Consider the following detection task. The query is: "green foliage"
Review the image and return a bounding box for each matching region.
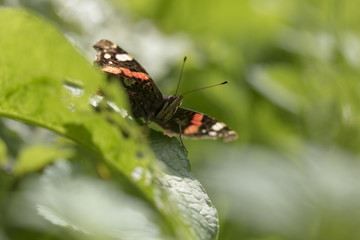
[0,138,7,165]
[13,145,72,176]
[0,8,218,240]
[3,0,360,239]
[124,0,360,239]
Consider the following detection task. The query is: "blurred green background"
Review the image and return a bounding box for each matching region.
[2,0,360,239]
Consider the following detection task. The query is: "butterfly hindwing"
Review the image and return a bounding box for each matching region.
[158,108,238,142]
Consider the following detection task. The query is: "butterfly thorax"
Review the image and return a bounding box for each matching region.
[155,95,183,123]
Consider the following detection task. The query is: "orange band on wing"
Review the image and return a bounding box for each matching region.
[101,66,150,81]
[131,71,150,80]
[184,113,203,134]
[191,113,203,125]
[102,66,122,75]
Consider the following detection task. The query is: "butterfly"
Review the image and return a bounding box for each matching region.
[93,39,238,143]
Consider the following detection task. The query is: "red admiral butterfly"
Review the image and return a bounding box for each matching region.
[93,39,237,142]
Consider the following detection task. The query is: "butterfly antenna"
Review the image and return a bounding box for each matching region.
[175,56,187,95]
[181,81,229,96]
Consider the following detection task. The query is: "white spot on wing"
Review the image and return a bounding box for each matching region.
[211,122,225,131]
[201,129,207,133]
[228,130,236,135]
[209,131,217,137]
[116,53,134,61]
[104,53,111,59]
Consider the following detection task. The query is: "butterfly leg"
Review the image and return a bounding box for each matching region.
[143,112,155,126]
[175,118,188,154]
[138,113,155,134]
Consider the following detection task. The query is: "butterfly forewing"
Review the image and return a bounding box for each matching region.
[94,39,163,119]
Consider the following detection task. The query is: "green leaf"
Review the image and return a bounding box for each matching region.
[150,131,219,240]
[0,137,7,166]
[0,8,219,240]
[13,144,72,176]
[9,161,164,240]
